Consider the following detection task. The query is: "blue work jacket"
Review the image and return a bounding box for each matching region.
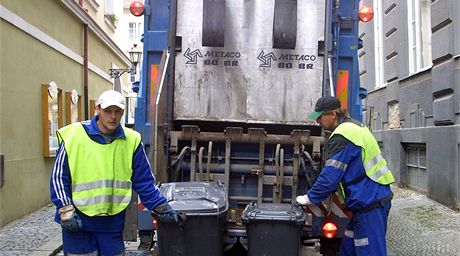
[307,119,392,212]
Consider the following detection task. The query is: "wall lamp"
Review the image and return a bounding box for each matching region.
[109,44,142,79]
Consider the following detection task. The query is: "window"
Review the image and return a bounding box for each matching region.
[105,0,114,14]
[138,22,143,38]
[129,22,143,41]
[130,68,136,83]
[406,144,427,192]
[373,0,385,88]
[104,0,117,28]
[407,0,432,74]
[129,22,138,41]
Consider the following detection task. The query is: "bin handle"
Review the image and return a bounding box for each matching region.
[177,211,187,231]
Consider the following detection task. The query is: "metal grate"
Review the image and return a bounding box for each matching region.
[406,144,427,192]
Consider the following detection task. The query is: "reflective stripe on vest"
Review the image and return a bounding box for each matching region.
[57,123,141,216]
[72,180,132,192]
[330,121,395,202]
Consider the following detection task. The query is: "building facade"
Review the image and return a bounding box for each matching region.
[115,0,144,125]
[359,0,460,209]
[0,0,131,227]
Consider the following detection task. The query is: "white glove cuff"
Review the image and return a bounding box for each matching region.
[296,195,311,205]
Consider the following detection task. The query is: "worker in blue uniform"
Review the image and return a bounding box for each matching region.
[50,90,178,255]
[296,96,395,256]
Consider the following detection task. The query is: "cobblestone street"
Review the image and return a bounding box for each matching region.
[0,205,60,256]
[0,186,458,255]
[387,186,460,256]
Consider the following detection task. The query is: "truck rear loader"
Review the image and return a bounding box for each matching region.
[124,0,373,255]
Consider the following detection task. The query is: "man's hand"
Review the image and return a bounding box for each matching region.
[152,202,179,223]
[296,195,312,206]
[59,205,83,232]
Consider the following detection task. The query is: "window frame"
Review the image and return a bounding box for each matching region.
[373,0,386,88]
[407,0,432,74]
[129,22,137,41]
[405,143,428,192]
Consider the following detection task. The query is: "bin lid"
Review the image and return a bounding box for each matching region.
[160,182,228,215]
[242,203,306,224]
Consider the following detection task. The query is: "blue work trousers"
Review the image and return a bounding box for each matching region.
[339,202,391,256]
[62,228,124,255]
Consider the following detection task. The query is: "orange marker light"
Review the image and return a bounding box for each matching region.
[130,1,144,17]
[322,222,338,239]
[358,5,374,22]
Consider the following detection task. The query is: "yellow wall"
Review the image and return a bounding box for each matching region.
[2,0,82,56]
[0,0,129,227]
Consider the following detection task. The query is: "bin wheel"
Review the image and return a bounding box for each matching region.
[320,237,341,256]
[138,231,155,250]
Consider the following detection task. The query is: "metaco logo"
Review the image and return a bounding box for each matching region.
[183,48,317,69]
[257,50,317,69]
[183,48,241,67]
[278,54,317,62]
[204,51,241,58]
[183,48,203,64]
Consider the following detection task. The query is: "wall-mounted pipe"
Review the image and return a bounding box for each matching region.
[83,24,89,119]
[0,154,4,188]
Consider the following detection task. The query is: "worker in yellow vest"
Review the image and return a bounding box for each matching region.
[296,96,395,256]
[50,90,178,255]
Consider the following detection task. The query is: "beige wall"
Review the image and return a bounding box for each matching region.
[0,0,129,227]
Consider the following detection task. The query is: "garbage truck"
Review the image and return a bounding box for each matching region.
[125,0,373,255]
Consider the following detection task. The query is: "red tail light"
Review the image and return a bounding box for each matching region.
[358,5,374,22]
[322,221,338,239]
[130,1,144,17]
[152,218,158,230]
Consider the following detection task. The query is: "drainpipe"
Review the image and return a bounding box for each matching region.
[83,24,89,120]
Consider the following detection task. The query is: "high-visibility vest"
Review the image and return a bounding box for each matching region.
[57,123,141,216]
[330,121,395,202]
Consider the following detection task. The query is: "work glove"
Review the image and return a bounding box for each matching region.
[152,202,179,224]
[295,195,313,206]
[59,205,83,232]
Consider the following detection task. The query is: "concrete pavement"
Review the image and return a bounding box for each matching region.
[0,186,459,255]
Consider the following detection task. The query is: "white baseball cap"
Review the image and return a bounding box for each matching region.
[96,90,125,110]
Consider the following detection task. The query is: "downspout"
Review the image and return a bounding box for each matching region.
[78,0,88,119]
[83,24,89,120]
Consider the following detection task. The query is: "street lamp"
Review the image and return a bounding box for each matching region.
[109,44,142,79]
